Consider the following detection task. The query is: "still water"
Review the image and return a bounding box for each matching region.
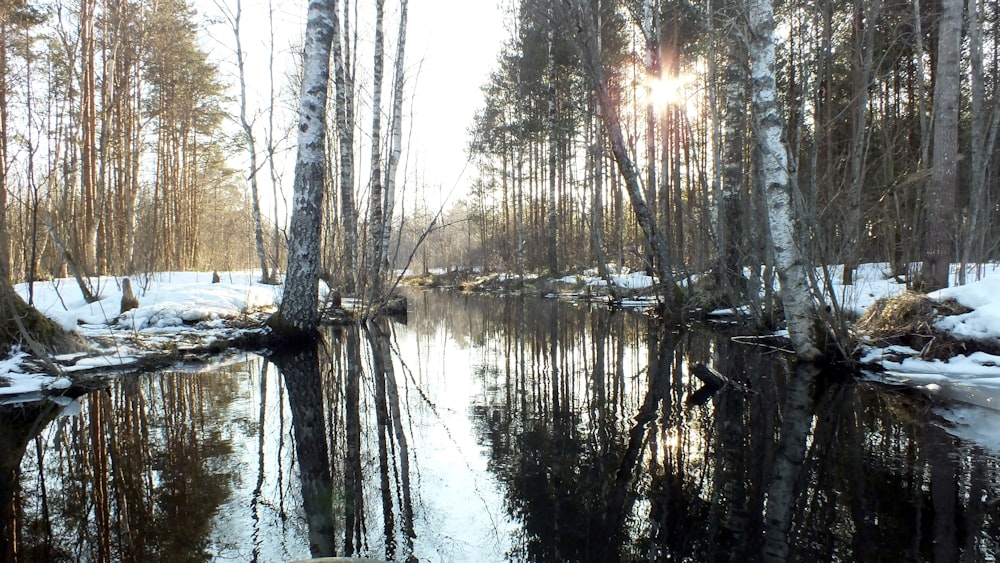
[2,290,999,562]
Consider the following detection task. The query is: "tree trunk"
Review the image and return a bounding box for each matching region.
[366,0,386,307]
[746,0,824,361]
[719,24,747,302]
[554,1,679,300]
[377,0,407,302]
[332,0,357,293]
[642,0,660,276]
[546,14,559,276]
[0,24,9,280]
[80,0,99,273]
[920,0,962,291]
[960,0,999,281]
[844,0,882,285]
[232,0,274,285]
[119,277,139,314]
[1,275,82,356]
[272,0,336,335]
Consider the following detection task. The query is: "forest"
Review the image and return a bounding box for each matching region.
[6,1,1000,559]
[1,0,998,343]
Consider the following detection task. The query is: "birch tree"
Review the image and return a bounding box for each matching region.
[272,0,335,334]
[331,0,358,293]
[377,0,407,290]
[365,0,386,302]
[745,0,824,361]
[226,0,274,285]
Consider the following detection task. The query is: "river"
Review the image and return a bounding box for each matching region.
[2,289,999,562]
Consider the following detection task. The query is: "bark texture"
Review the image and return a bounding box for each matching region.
[746,0,823,361]
[920,0,961,291]
[273,0,335,334]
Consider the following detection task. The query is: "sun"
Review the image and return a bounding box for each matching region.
[646,73,688,109]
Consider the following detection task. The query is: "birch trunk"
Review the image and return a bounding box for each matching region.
[920,0,961,291]
[272,0,335,335]
[332,0,357,293]
[232,0,273,285]
[746,0,823,361]
[366,0,386,305]
[379,0,407,295]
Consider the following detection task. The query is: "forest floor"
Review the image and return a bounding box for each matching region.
[5,263,1000,403]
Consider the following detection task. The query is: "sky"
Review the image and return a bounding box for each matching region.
[197,0,510,218]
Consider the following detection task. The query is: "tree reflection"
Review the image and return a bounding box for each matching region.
[6,368,240,562]
[7,291,1000,561]
[0,400,63,562]
[270,344,335,557]
[462,292,1000,562]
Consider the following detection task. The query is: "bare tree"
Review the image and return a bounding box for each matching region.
[552,0,679,301]
[331,0,358,293]
[960,0,1000,282]
[376,0,408,294]
[224,0,275,285]
[365,0,387,304]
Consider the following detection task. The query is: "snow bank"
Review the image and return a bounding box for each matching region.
[2,272,289,396]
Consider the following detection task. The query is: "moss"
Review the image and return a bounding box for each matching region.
[0,281,83,355]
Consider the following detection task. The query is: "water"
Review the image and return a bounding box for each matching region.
[2,290,999,562]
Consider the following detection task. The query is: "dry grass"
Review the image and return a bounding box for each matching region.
[854,292,975,360]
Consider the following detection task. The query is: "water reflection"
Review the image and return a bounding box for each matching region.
[2,290,1000,562]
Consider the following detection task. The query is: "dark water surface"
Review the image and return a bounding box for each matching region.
[2,290,999,562]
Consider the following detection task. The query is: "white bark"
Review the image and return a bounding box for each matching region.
[379,0,407,289]
[366,0,386,304]
[747,0,823,361]
[274,0,335,334]
[231,0,272,285]
[332,0,357,293]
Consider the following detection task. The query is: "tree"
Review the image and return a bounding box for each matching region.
[272,0,336,335]
[553,0,679,300]
[365,0,387,305]
[226,0,276,285]
[745,0,825,360]
[374,0,408,305]
[331,0,358,293]
[919,0,961,291]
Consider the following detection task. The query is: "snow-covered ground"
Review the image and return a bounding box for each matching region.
[6,263,1000,402]
[3,271,286,397]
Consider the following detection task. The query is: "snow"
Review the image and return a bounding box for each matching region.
[7,263,1000,416]
[1,271,301,396]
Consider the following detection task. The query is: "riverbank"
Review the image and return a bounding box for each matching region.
[6,263,1000,400]
[409,263,1000,384]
